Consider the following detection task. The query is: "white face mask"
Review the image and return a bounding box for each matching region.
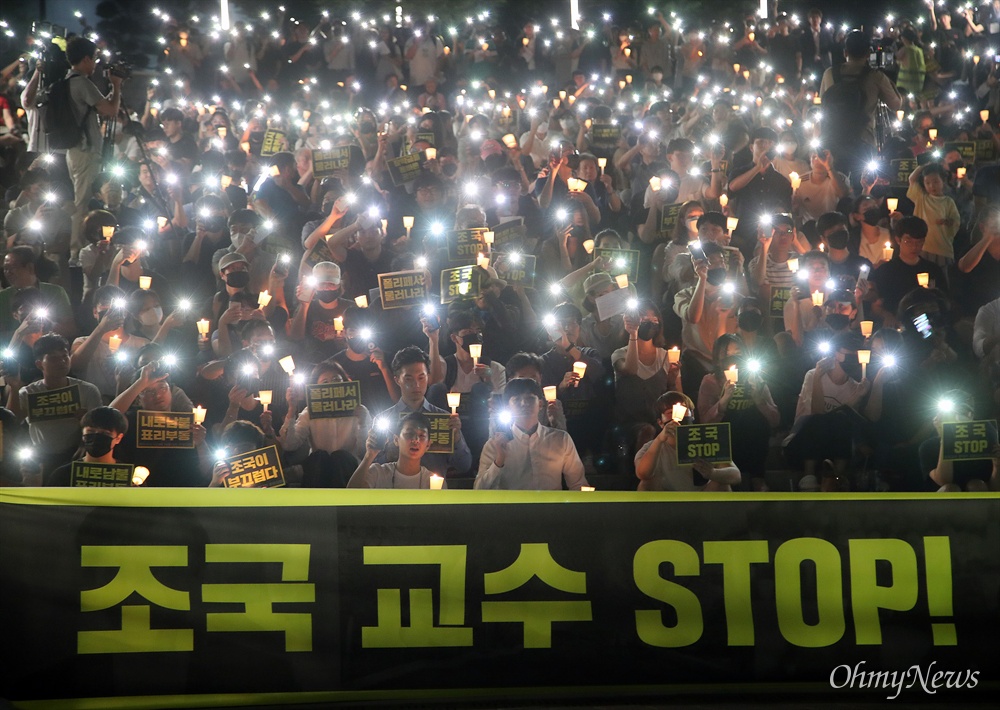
[139,307,163,327]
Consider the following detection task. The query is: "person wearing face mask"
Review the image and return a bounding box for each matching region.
[783,330,870,492]
[674,243,740,395]
[907,163,960,274]
[784,250,834,347]
[326,213,394,302]
[106,229,171,302]
[792,150,849,225]
[438,311,506,395]
[288,261,351,361]
[484,167,545,241]
[476,377,588,490]
[727,127,793,256]
[869,216,946,327]
[852,195,892,266]
[211,209,276,296]
[804,291,860,358]
[635,391,741,492]
[816,212,873,280]
[182,201,231,299]
[578,272,629,361]
[330,305,398,415]
[45,407,129,486]
[666,212,736,293]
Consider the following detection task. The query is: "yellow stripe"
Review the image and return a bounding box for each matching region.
[1,488,998,508]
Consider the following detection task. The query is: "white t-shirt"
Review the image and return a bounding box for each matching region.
[611,345,670,380]
[452,360,506,394]
[858,227,891,265]
[792,368,869,423]
[363,462,442,489]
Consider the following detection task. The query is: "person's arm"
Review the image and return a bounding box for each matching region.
[474,434,507,489]
[346,433,382,488]
[619,314,640,376]
[424,318,446,385]
[323,217,362,262]
[929,422,955,488]
[20,66,41,110]
[70,311,123,374]
[697,459,742,486]
[109,362,163,414]
[728,153,768,193]
[286,282,315,341]
[751,235,772,293]
[560,433,587,490]
[637,192,663,244]
[538,157,562,210]
[909,164,925,187]
[635,423,673,482]
[92,74,123,118]
[303,199,349,252]
[864,367,889,421]
[750,380,781,428]
[810,362,829,415]
[615,143,640,173]
[214,303,243,358]
[698,375,730,424]
[685,260,709,324]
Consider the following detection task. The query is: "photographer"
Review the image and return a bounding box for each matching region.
[62,36,124,262]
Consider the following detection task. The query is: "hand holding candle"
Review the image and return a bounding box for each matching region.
[192,405,207,424]
[724,365,738,384]
[258,390,272,411]
[667,346,680,364]
[279,355,295,374]
[671,403,687,422]
[258,290,272,308]
[543,386,557,402]
[447,391,461,414]
[882,241,894,262]
[860,320,873,338]
[857,350,870,380]
[573,361,587,381]
[469,343,482,366]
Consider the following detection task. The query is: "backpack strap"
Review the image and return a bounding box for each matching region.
[444,355,458,391]
[65,73,94,149]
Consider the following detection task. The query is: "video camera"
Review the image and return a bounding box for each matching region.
[868,37,895,70]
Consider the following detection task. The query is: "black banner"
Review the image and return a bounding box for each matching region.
[136,411,194,449]
[590,122,622,149]
[594,248,640,282]
[26,384,81,422]
[260,130,287,157]
[377,270,427,310]
[387,152,425,186]
[448,228,487,263]
[306,381,361,419]
[659,203,684,234]
[220,445,285,488]
[676,423,733,464]
[493,252,536,288]
[311,147,352,178]
[70,462,134,488]
[942,142,976,164]
[440,265,481,304]
[1,490,997,707]
[491,218,526,250]
[891,158,917,188]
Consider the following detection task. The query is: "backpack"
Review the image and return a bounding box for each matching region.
[820,64,869,148]
[41,74,91,150]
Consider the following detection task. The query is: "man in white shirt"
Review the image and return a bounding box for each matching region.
[475,378,588,490]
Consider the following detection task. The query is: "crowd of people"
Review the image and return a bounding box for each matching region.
[0,2,998,493]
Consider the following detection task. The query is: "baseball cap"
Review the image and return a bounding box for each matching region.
[479,266,507,289]
[584,271,614,295]
[218,252,249,274]
[480,139,503,161]
[312,261,342,286]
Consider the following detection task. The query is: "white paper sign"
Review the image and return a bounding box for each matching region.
[595,287,636,322]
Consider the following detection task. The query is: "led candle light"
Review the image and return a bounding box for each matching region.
[469,343,482,366]
[258,390,272,411]
[671,403,688,422]
[543,386,558,402]
[476,252,491,268]
[982,110,990,123]
[724,365,738,384]
[882,241,894,262]
[625,74,633,84]
[582,239,595,254]
[197,319,211,338]
[257,290,272,308]
[896,110,905,121]
[787,258,799,272]
[139,276,152,290]
[727,217,739,232]
[447,392,461,414]
[108,334,122,353]
[860,320,874,338]
[597,157,607,173]
[718,194,729,208]
[332,317,344,335]
[667,346,680,363]
[886,197,898,212]
[279,355,295,374]
[615,274,629,289]
[483,231,495,247]
[648,176,661,192]
[811,291,824,307]
[956,167,966,179]
[928,128,937,141]
[502,133,517,149]
[429,474,445,490]
[102,225,115,240]
[789,172,801,191]
[403,215,414,239]
[917,272,929,288]
[424,147,437,161]
[217,126,227,139]
[857,349,870,380]
[192,405,208,425]
[132,466,150,486]
[355,295,369,308]
[571,362,588,381]
[157,216,168,229]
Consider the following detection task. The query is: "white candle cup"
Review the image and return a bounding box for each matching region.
[582,239,595,254]
[132,466,150,486]
[857,350,871,365]
[543,386,557,402]
[257,290,272,308]
[355,295,369,308]
[860,321,874,338]
[192,406,207,425]
[102,225,115,240]
[468,343,482,365]
[667,347,680,364]
[108,334,122,353]
[580,486,596,492]
[279,355,295,374]
[615,274,629,289]
[886,198,898,213]
[671,403,687,422]
[258,390,272,411]
[447,392,461,414]
[811,291,825,307]
[787,258,799,272]
[429,474,445,490]
[727,217,739,233]
[724,367,738,384]
[138,276,152,290]
[917,272,929,288]
[334,317,344,333]
[573,361,588,379]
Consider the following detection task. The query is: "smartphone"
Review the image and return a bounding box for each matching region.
[913,313,933,339]
[423,313,440,331]
[689,242,707,262]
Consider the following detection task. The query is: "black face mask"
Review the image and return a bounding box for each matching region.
[840,354,862,381]
[862,208,882,226]
[225,271,250,289]
[826,229,850,250]
[315,289,339,303]
[637,321,660,341]
[82,432,115,458]
[706,267,727,286]
[825,313,851,331]
[347,337,368,353]
[582,298,597,313]
[461,332,483,352]
[738,311,763,332]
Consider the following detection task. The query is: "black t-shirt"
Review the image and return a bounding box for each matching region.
[919,436,993,491]
[340,248,395,301]
[727,164,793,240]
[828,253,873,283]
[870,256,947,317]
[112,410,207,487]
[168,134,200,165]
[302,298,349,364]
[332,349,394,414]
[956,252,1000,317]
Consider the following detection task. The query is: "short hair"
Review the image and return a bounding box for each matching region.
[240,319,273,342]
[771,212,795,229]
[311,358,350,385]
[7,245,36,269]
[398,411,432,435]
[448,310,480,336]
[81,406,128,435]
[270,151,296,171]
[228,209,261,228]
[816,211,848,234]
[920,162,948,182]
[894,216,928,241]
[552,301,583,324]
[220,420,267,451]
[503,377,544,401]
[801,249,830,268]
[33,333,69,360]
[94,284,126,308]
[655,391,694,416]
[751,127,778,143]
[341,305,368,331]
[845,30,869,59]
[391,345,430,376]
[666,138,694,154]
[66,37,97,65]
[11,287,45,315]
[697,211,728,231]
[505,352,544,377]
[594,228,624,249]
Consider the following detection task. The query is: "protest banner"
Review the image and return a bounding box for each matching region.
[377,271,427,310]
[448,229,487,263]
[220,445,285,488]
[26,385,81,422]
[311,146,352,178]
[594,248,640,282]
[136,411,195,449]
[306,381,362,419]
[675,422,733,464]
[441,265,481,304]
[942,420,999,462]
[260,129,288,157]
[387,152,425,186]
[492,253,536,288]
[70,462,134,488]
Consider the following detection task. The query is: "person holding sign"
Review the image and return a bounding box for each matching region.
[476,378,588,491]
[209,421,274,488]
[281,359,371,488]
[46,407,129,486]
[635,392,741,492]
[348,411,444,489]
[322,210,394,301]
[12,334,102,478]
[578,272,629,361]
[289,262,351,363]
[921,391,1000,492]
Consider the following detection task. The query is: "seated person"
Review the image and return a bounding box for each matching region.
[348,411,444,489]
[635,391,741,492]
[46,406,129,486]
[70,285,148,401]
[919,391,1000,492]
[210,421,271,487]
[505,352,565,430]
[280,359,371,487]
[869,216,946,327]
[475,377,588,490]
